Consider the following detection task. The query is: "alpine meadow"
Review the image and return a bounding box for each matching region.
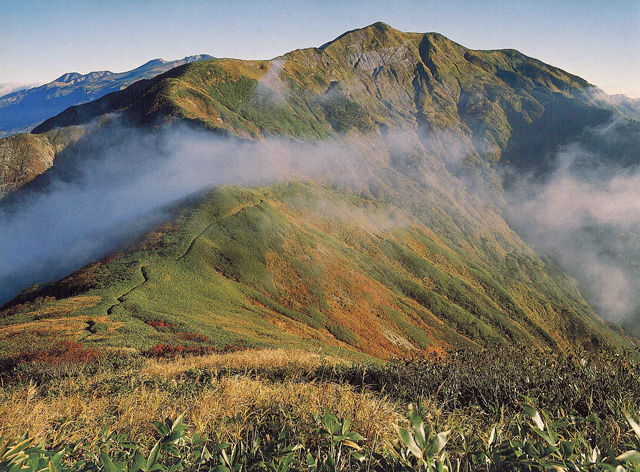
[1,21,640,472]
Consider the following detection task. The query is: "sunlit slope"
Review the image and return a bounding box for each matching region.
[1,182,631,360]
[0,127,84,197]
[10,22,638,201]
[33,22,623,160]
[1,23,639,359]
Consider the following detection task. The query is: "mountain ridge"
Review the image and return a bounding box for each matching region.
[1,23,639,361]
[0,54,214,138]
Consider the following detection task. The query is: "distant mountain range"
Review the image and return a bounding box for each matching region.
[0,23,639,360]
[0,55,213,137]
[0,83,44,98]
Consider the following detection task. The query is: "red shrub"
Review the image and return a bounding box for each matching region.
[19,339,99,365]
[146,321,176,329]
[222,344,246,353]
[0,339,101,380]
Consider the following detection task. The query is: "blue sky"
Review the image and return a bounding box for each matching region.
[1,0,639,97]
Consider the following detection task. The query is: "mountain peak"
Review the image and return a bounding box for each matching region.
[132,59,169,72]
[183,54,214,62]
[53,72,82,83]
[52,71,114,85]
[320,22,413,51]
[366,21,393,32]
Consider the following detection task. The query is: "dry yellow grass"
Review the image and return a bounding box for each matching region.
[0,382,110,444]
[141,347,347,378]
[0,349,399,451]
[114,377,400,445]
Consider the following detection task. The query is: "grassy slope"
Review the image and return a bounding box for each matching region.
[1,23,638,358]
[1,182,633,362]
[0,126,84,197]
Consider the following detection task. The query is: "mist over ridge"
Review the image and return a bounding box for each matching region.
[1,22,639,354]
[503,117,640,334]
[0,119,497,306]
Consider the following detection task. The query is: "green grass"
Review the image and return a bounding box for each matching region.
[2,180,636,362]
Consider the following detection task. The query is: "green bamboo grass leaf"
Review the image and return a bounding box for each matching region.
[171,414,183,430]
[49,451,63,470]
[626,415,640,440]
[133,452,146,470]
[306,452,316,468]
[424,431,450,457]
[531,427,555,446]
[617,450,640,463]
[146,442,161,472]
[545,421,559,445]
[5,459,26,472]
[341,418,351,435]
[257,461,276,472]
[280,454,295,472]
[411,418,427,450]
[279,444,303,455]
[560,440,575,458]
[152,422,169,437]
[100,453,119,472]
[211,466,231,472]
[522,404,545,431]
[323,413,340,436]
[26,455,41,472]
[396,426,423,459]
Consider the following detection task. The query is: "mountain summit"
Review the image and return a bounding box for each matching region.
[0,24,639,360]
